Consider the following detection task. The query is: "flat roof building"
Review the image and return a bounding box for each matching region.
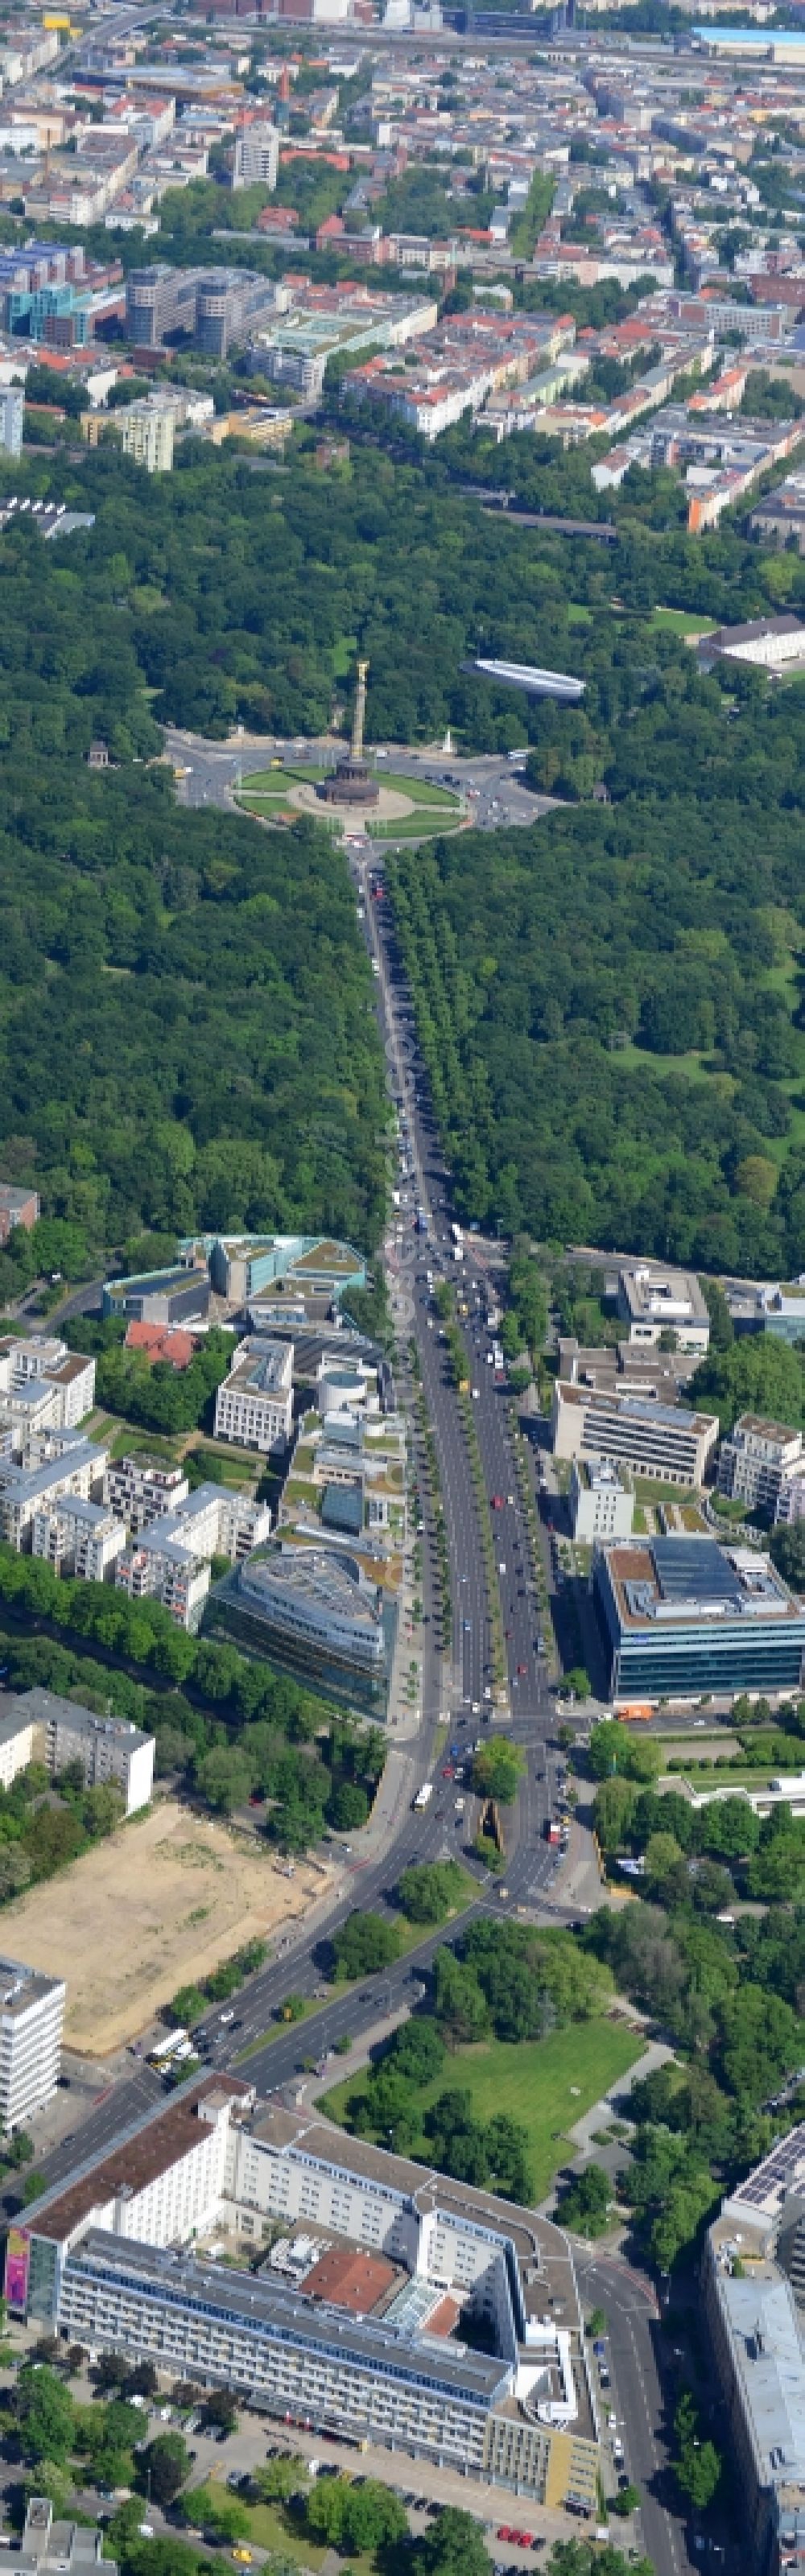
[592,1535,805,1705]
[0,1955,65,2132]
[615,1261,710,1353]
[6,2080,598,2515]
[717,1414,803,1518]
[213,1335,293,1455]
[209,1536,396,1719]
[705,2130,805,2574]
[568,1455,634,1544]
[551,1379,719,1488]
[102,1267,210,1328]
[0,1687,155,1814]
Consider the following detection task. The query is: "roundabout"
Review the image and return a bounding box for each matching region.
[235,764,464,840]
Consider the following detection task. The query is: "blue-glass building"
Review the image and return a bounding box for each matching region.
[592,1535,805,1704]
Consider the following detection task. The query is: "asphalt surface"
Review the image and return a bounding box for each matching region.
[575,2248,704,2576]
[163,727,556,840]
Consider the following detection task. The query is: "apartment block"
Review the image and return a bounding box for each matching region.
[105,1454,189,1535]
[213,1336,293,1454]
[0,1336,96,1430]
[115,1527,210,1632]
[233,122,279,188]
[716,1414,803,1517]
[167,1481,271,1563]
[0,386,23,457]
[0,1688,154,1814]
[551,1380,719,1488]
[119,400,175,473]
[0,1439,105,1554]
[32,1496,126,1583]
[0,1955,65,2132]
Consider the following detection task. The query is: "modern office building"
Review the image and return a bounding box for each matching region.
[0,1956,65,2132]
[208,1536,397,1718]
[213,1336,294,1454]
[592,1534,805,1705]
[0,385,24,458]
[717,1414,803,1518]
[551,1380,719,1488]
[705,2129,805,2575]
[119,401,175,473]
[0,1688,155,1814]
[102,1266,210,1327]
[615,1261,711,1354]
[125,265,279,358]
[6,2080,599,2514]
[180,1232,367,1313]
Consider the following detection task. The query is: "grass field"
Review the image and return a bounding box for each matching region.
[320,2018,643,2202]
[650,606,718,636]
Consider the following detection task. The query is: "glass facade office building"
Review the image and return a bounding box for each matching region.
[593,1537,805,1702]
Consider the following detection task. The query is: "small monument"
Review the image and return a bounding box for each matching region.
[320,658,380,807]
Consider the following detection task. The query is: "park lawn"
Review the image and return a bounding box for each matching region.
[321,2018,644,2201]
[373,772,459,808]
[650,606,718,636]
[188,2484,330,2570]
[107,1424,182,1463]
[188,1447,255,1490]
[374,814,463,841]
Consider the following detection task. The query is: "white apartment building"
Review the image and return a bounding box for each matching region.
[568,1454,634,1542]
[615,1262,710,1354]
[32,1497,126,1584]
[167,1482,271,1563]
[233,122,279,188]
[115,1528,210,1632]
[119,402,175,473]
[105,1455,189,1535]
[0,1338,96,1429]
[551,1380,719,1487]
[717,1414,803,1517]
[776,1471,805,1529]
[214,1337,293,1455]
[0,1689,154,1814]
[0,1956,65,2132]
[0,1707,35,1790]
[0,1441,105,1553]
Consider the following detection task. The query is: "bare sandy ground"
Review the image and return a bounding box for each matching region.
[0,1800,336,2056]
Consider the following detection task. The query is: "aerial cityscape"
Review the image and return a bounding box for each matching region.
[0,4,803,2576]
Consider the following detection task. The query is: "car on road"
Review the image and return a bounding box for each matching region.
[517,1663,527,1676]
[492,1494,504,1509]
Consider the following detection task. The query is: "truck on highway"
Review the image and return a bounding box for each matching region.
[413,1781,433,1810]
[545,1820,563,1846]
[617,1703,653,1723]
